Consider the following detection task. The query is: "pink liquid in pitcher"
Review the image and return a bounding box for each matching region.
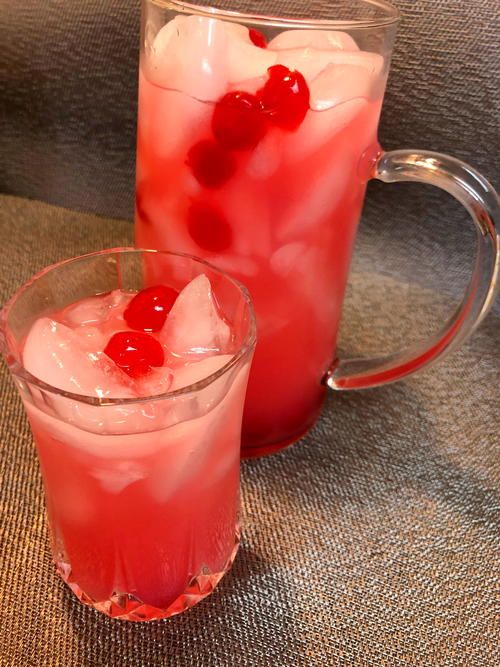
[21,275,250,620]
[135,17,385,454]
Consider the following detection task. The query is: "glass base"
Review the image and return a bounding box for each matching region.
[241,421,315,459]
[241,393,326,459]
[55,530,240,622]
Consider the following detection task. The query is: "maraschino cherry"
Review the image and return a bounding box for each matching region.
[187,202,233,252]
[212,91,267,151]
[104,331,165,378]
[187,140,236,188]
[259,64,310,131]
[124,285,179,332]
[249,28,267,48]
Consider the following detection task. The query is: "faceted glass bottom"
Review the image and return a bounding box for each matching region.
[55,529,240,622]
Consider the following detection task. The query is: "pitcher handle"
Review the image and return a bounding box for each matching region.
[326,149,499,390]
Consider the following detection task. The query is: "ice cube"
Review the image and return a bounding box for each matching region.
[72,325,107,354]
[62,295,109,327]
[246,131,284,180]
[137,70,211,160]
[271,242,306,277]
[61,291,131,330]
[90,460,148,494]
[161,275,231,356]
[217,176,273,258]
[276,155,352,243]
[311,54,384,107]
[318,49,384,74]
[23,318,134,399]
[282,73,379,164]
[147,416,210,502]
[276,48,333,84]
[148,354,238,501]
[272,243,329,310]
[225,28,278,85]
[171,354,233,390]
[135,366,174,397]
[311,65,367,111]
[220,20,250,40]
[147,15,230,101]
[276,48,383,86]
[268,29,359,52]
[149,356,240,503]
[228,75,267,95]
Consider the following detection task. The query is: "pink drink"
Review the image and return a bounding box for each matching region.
[15,266,254,621]
[136,16,385,454]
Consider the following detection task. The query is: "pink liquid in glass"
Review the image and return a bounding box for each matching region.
[20,274,251,620]
[135,17,385,454]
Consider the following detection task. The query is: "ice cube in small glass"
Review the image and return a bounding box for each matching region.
[23,318,134,399]
[161,274,231,356]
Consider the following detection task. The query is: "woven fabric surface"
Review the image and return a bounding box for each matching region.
[0,194,498,666]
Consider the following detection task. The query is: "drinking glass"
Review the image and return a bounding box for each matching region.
[0,248,256,621]
[135,0,499,457]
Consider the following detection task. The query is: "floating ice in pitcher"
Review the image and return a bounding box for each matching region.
[309,56,384,110]
[137,78,211,159]
[148,15,277,97]
[223,20,278,85]
[268,29,359,52]
[226,31,277,85]
[276,48,384,89]
[148,15,230,99]
[283,98,369,163]
[246,131,284,180]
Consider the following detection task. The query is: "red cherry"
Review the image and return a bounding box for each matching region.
[124,285,179,332]
[249,28,267,48]
[187,202,232,252]
[187,140,237,189]
[104,331,165,378]
[212,91,266,151]
[259,65,310,131]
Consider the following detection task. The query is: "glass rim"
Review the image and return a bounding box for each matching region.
[156,0,400,30]
[0,247,257,406]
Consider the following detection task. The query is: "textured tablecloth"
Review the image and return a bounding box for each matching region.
[0,194,498,666]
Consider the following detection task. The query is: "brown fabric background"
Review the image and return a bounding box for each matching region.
[0,195,498,666]
[0,0,499,664]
